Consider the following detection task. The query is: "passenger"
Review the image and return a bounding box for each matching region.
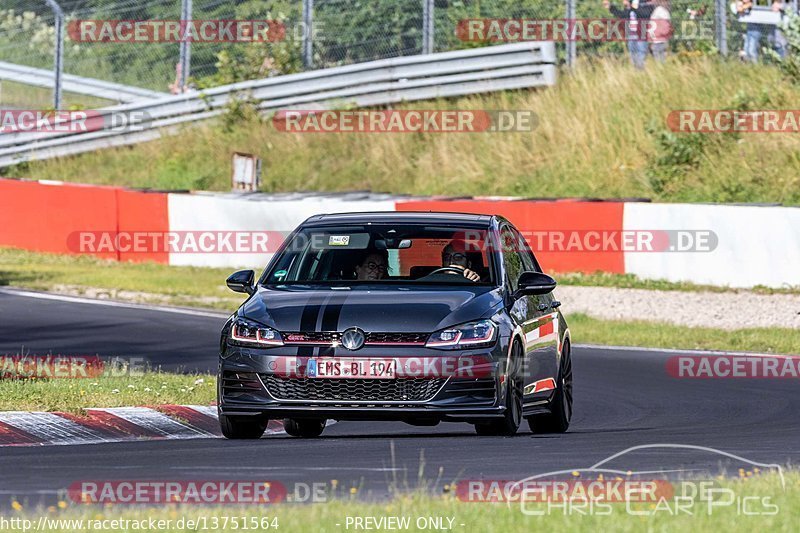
[354,250,389,281]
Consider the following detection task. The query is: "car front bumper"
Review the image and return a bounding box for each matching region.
[217,341,510,424]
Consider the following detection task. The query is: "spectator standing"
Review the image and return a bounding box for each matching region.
[604,0,657,69]
[649,0,672,62]
[737,1,769,62]
[770,1,789,59]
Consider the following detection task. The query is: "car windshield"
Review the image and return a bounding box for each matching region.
[263,224,496,285]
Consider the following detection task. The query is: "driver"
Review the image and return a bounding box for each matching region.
[441,240,481,282]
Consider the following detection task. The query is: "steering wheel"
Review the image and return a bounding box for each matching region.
[428,266,466,276]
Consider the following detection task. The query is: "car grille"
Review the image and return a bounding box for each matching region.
[365,332,427,344]
[445,378,497,399]
[221,371,268,402]
[281,331,427,345]
[260,375,446,402]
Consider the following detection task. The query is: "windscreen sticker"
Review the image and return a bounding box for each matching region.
[329,235,351,246]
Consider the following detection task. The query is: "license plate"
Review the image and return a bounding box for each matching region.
[308,358,396,379]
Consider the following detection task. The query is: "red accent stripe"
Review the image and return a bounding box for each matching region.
[539,320,555,337]
[0,420,44,445]
[532,378,557,393]
[55,411,140,440]
[365,341,426,346]
[154,405,221,436]
[82,409,166,439]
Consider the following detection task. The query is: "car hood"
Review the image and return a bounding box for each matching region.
[239,285,504,333]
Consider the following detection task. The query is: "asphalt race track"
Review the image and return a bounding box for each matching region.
[1,287,798,505]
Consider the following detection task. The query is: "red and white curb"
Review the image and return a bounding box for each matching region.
[0,405,284,447]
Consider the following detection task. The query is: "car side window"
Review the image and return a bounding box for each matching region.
[512,227,540,273]
[500,226,523,292]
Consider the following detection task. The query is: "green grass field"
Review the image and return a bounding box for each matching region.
[0,371,215,413]
[0,247,245,311]
[4,57,800,205]
[5,472,799,532]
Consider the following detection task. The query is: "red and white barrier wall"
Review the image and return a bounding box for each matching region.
[2,178,799,289]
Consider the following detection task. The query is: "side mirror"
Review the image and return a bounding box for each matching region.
[515,271,557,297]
[226,270,256,295]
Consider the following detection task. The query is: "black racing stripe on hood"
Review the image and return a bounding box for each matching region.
[321,292,348,331]
[297,294,327,358]
[316,292,349,357]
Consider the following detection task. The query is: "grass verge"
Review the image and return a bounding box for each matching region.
[570,313,800,354]
[0,371,216,413]
[558,272,800,295]
[6,472,799,532]
[0,247,244,311]
[5,58,800,205]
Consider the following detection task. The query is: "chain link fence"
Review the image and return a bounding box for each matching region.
[0,0,796,110]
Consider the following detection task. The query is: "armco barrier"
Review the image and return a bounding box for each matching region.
[2,178,799,288]
[0,42,556,167]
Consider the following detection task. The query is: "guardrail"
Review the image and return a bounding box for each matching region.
[0,42,556,168]
[0,61,168,104]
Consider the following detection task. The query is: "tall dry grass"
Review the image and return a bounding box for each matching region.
[7,57,800,204]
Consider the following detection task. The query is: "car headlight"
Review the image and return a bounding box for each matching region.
[426,319,496,349]
[229,317,284,347]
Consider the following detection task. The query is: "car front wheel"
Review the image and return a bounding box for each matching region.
[283,418,326,438]
[528,341,573,434]
[475,341,523,437]
[219,414,269,439]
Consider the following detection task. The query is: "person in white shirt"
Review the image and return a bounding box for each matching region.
[649,0,672,62]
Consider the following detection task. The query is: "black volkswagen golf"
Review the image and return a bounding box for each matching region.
[218,212,572,438]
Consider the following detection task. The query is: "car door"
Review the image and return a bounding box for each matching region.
[506,225,560,406]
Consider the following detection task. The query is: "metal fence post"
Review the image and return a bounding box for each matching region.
[179,0,192,91]
[715,0,728,57]
[44,0,64,109]
[566,0,576,67]
[422,0,434,54]
[303,0,314,69]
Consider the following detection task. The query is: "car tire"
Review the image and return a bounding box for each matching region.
[219,414,269,439]
[527,341,573,434]
[283,418,326,438]
[474,341,523,437]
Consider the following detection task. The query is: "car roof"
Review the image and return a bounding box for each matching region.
[302,211,495,227]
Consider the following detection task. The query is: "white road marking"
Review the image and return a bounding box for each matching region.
[575,343,798,357]
[184,405,218,418]
[0,288,228,319]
